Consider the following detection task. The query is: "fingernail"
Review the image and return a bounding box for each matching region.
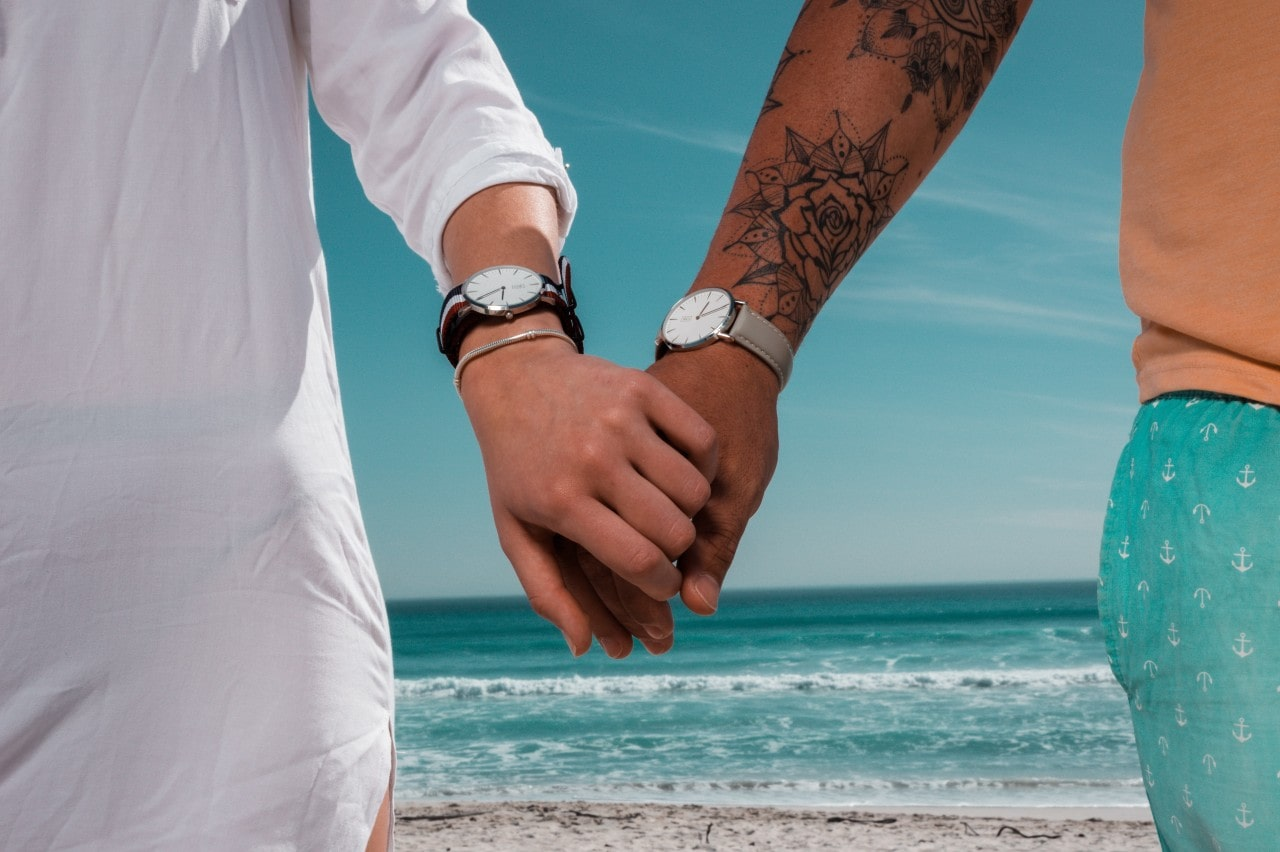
[644,622,672,640]
[692,574,720,613]
[562,632,584,657]
[599,636,624,658]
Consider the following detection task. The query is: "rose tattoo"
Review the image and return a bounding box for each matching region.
[726,116,904,340]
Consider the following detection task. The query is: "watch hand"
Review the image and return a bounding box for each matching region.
[475,286,504,302]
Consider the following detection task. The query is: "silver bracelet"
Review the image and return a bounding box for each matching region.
[453,329,577,393]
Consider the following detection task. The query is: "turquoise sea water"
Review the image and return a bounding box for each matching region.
[389,581,1143,808]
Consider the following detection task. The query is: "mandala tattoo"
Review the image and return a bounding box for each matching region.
[727,116,904,339]
[849,0,1018,136]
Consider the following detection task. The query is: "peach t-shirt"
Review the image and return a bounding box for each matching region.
[1121,1,1280,404]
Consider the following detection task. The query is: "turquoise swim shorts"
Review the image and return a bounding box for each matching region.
[1100,392,1280,851]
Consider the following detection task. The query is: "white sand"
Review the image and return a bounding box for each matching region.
[395,800,1158,851]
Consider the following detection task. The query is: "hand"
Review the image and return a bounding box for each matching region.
[646,343,780,614]
[555,337,781,653]
[459,331,716,654]
[554,539,676,658]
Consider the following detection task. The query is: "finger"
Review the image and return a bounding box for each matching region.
[641,382,719,484]
[629,431,714,519]
[495,515,593,655]
[552,537,635,659]
[677,501,747,616]
[577,548,675,655]
[595,469,698,562]
[553,500,683,600]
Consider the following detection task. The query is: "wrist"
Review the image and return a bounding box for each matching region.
[437,258,583,366]
[655,287,793,391]
[455,310,580,399]
[456,306,568,352]
[652,337,781,399]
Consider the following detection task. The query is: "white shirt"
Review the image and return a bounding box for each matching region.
[0,1,574,848]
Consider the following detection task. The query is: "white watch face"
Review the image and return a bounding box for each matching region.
[461,266,546,313]
[662,289,735,349]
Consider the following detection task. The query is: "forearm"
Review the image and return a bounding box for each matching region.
[442,182,561,302]
[693,0,1033,349]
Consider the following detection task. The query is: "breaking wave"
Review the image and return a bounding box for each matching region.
[396,666,1115,700]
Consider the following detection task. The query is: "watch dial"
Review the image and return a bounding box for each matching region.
[462,266,545,311]
[663,289,734,348]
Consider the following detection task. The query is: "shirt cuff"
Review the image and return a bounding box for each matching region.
[425,143,577,292]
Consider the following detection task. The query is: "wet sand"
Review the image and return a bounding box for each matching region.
[395,800,1158,851]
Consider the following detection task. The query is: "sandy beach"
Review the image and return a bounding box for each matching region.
[395,801,1158,851]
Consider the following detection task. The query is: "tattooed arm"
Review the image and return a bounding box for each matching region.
[643,0,1034,615]
[697,0,1031,347]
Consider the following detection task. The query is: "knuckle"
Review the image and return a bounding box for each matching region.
[616,371,649,401]
[530,486,574,525]
[706,531,741,569]
[696,519,744,571]
[575,436,612,470]
[594,404,633,438]
[616,545,676,594]
[617,540,658,578]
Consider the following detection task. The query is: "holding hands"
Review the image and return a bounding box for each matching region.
[552,343,782,658]
[452,0,1033,655]
[445,186,783,658]
[443,184,731,659]
[464,329,779,659]
[459,333,716,657]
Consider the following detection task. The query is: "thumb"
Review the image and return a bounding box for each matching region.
[677,505,746,616]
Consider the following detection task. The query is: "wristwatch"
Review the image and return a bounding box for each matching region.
[655,288,794,390]
[437,258,584,366]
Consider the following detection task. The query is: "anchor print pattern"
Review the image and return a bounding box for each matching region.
[1098,393,1280,849]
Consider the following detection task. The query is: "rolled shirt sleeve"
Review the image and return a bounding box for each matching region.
[293,0,576,289]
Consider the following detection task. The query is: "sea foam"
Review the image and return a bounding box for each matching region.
[396,665,1115,700]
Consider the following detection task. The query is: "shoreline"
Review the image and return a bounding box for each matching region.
[395,800,1158,851]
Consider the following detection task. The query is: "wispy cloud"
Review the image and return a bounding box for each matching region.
[847,285,1132,343]
[527,94,748,156]
[912,169,1119,247]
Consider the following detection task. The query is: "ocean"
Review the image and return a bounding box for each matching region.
[389,581,1143,808]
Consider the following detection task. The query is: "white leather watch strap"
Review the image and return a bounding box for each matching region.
[727,302,794,390]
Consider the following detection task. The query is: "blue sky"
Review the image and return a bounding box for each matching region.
[313,1,1148,601]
